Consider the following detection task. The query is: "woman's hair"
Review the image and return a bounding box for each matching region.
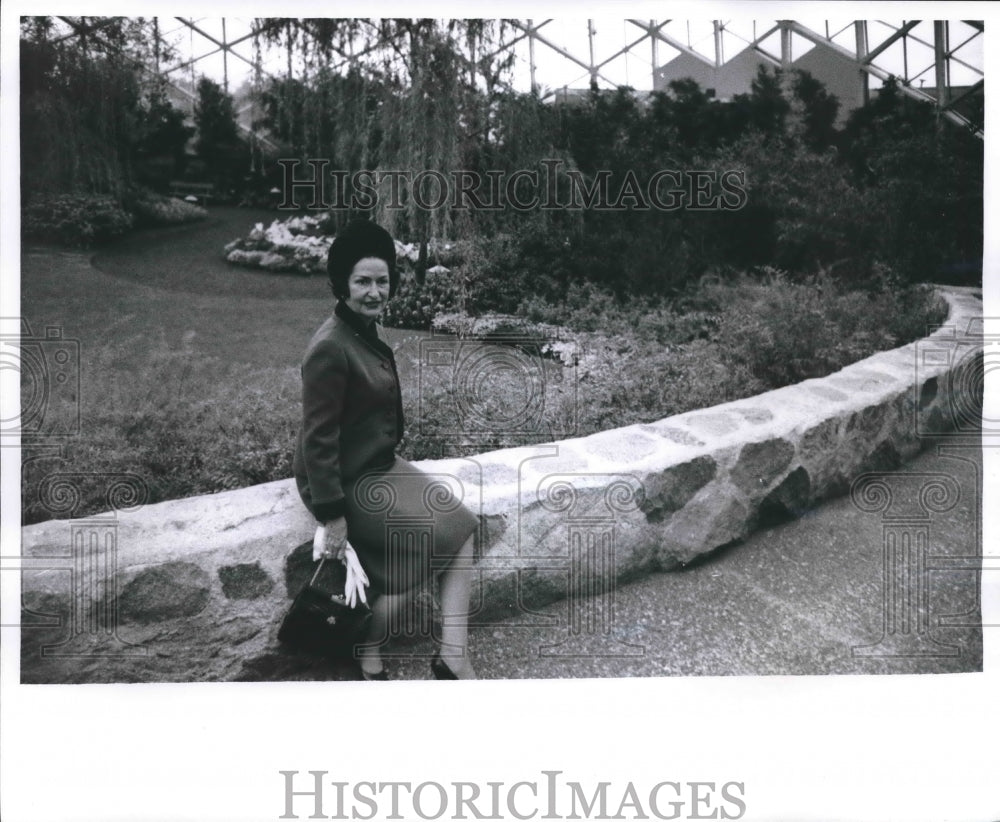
[326,218,399,299]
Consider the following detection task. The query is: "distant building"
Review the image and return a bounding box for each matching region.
[653,39,866,126]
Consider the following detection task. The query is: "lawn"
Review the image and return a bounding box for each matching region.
[19,206,946,525]
[19,208,511,523]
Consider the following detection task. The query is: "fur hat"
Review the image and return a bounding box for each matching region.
[326,218,398,299]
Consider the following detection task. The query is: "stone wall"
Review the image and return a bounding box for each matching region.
[19,288,983,682]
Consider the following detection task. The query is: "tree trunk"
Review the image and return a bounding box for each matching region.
[416,238,428,285]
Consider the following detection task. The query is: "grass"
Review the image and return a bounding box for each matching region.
[20,209,948,524]
[21,207,466,523]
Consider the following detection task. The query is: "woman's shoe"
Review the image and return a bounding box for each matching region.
[430,651,459,680]
[362,668,389,681]
[359,660,389,681]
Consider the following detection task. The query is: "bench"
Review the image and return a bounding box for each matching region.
[168,181,215,204]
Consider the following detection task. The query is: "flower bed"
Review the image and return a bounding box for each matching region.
[224,215,334,274]
[223,214,464,277]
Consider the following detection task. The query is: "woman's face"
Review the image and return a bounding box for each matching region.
[344,257,391,320]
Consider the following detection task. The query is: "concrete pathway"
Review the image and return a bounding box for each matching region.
[356,438,983,681]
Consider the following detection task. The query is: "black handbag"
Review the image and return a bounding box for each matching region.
[278,557,373,657]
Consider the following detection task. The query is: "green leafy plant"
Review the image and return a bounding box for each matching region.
[380,275,462,330]
[22,194,134,247]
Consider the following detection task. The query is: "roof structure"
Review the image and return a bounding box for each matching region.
[37,17,985,135]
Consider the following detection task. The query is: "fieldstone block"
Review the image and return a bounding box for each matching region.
[733,407,773,424]
[800,418,841,462]
[118,562,211,624]
[659,495,749,564]
[846,404,887,439]
[859,440,902,474]
[218,562,273,600]
[758,467,812,525]
[922,406,950,435]
[684,412,740,436]
[831,374,886,393]
[920,377,938,409]
[731,438,795,494]
[584,431,662,462]
[474,462,519,485]
[207,617,264,647]
[640,456,717,524]
[641,425,705,447]
[806,385,848,402]
[234,651,353,682]
[478,513,509,556]
[851,369,895,385]
[888,392,921,459]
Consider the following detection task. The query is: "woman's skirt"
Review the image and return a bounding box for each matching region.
[341,457,478,596]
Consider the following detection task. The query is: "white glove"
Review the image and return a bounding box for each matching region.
[341,541,370,608]
[312,524,369,608]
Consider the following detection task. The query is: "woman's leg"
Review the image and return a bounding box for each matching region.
[357,592,408,676]
[436,533,476,679]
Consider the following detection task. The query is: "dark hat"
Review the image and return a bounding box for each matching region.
[326,218,398,299]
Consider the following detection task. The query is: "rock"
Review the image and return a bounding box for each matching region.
[758,467,812,526]
[846,404,887,439]
[733,407,773,424]
[920,377,938,409]
[800,418,841,462]
[640,456,717,524]
[859,440,902,474]
[218,562,274,600]
[805,384,847,402]
[478,513,509,555]
[683,412,741,436]
[118,562,211,624]
[659,495,749,565]
[640,425,705,447]
[731,438,795,494]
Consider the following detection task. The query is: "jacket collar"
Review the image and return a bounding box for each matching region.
[335,300,394,361]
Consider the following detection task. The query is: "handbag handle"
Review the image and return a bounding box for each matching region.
[309,558,350,604]
[310,557,329,587]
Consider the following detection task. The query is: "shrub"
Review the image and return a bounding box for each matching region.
[22,194,133,247]
[129,191,208,227]
[708,270,945,389]
[380,274,462,330]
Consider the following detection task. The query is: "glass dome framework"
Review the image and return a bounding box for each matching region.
[37,16,985,136]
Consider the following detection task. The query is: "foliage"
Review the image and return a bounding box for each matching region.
[23,189,206,245]
[21,35,142,200]
[128,191,208,227]
[380,275,462,330]
[193,77,248,197]
[22,343,300,526]
[20,17,186,203]
[22,194,133,247]
[22,255,947,522]
[253,19,517,254]
[396,271,946,462]
[707,270,945,389]
[133,88,194,188]
[839,79,983,284]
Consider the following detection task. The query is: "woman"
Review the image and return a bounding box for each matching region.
[292,217,478,680]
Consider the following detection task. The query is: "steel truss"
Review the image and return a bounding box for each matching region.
[39,17,984,135]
